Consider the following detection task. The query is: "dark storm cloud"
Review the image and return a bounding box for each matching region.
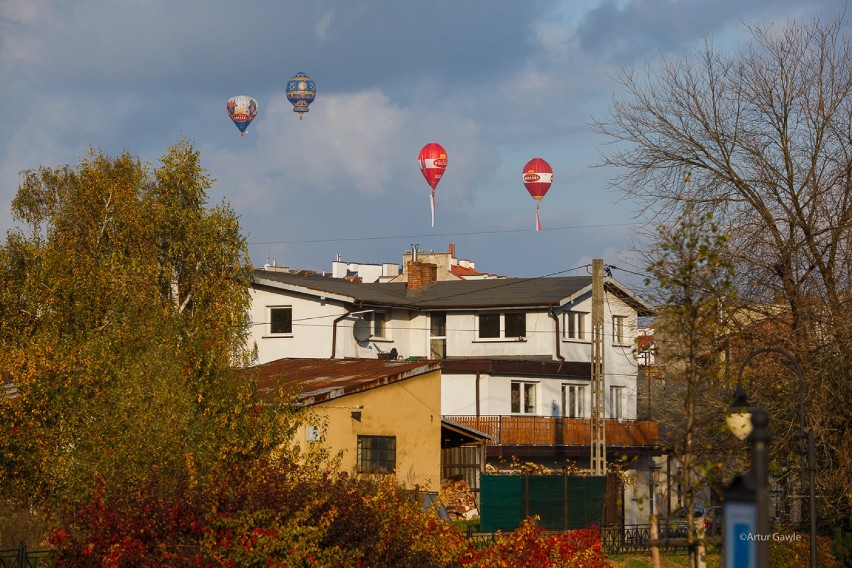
[575,0,841,61]
[23,1,545,96]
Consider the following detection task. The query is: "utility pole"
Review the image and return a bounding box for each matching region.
[591,259,607,475]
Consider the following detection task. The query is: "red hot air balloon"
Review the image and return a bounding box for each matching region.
[418,143,447,227]
[522,158,553,231]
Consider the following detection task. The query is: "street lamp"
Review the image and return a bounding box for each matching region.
[726,348,816,568]
[724,375,769,568]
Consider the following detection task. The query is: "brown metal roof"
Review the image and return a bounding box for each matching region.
[255,358,441,405]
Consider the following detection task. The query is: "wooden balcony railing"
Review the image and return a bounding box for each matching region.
[444,415,659,447]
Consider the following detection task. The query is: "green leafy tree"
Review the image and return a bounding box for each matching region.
[0,139,293,546]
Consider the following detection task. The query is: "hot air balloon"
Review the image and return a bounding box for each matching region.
[418,143,448,227]
[226,95,258,137]
[286,72,316,119]
[522,158,553,231]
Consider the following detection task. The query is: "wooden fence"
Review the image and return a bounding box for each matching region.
[444,416,658,447]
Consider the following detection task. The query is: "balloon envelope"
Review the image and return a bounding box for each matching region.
[522,158,553,200]
[226,96,258,135]
[286,72,316,118]
[418,143,448,190]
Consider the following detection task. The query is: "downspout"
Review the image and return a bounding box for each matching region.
[331,303,361,359]
[549,306,565,373]
[475,372,481,417]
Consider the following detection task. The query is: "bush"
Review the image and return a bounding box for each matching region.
[458,518,613,568]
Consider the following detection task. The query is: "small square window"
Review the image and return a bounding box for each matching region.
[270,307,292,334]
[357,435,396,474]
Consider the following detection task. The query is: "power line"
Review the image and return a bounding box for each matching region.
[249,222,638,246]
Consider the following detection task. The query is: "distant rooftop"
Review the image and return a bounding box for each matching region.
[252,269,654,315]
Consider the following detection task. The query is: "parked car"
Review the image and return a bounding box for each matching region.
[663,506,723,538]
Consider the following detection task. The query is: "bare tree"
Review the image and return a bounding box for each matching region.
[596,16,852,529]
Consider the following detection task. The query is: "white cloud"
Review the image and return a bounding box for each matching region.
[315,10,334,42]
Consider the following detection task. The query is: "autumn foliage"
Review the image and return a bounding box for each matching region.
[0,142,612,566]
[48,469,611,567]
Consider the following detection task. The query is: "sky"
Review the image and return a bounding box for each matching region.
[1,0,846,289]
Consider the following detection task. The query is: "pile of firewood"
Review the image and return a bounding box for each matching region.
[440,479,479,521]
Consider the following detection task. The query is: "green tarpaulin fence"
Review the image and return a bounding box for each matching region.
[479,474,606,532]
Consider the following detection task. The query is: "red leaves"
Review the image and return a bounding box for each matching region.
[458,519,613,568]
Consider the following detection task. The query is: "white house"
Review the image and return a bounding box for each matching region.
[249,260,662,525]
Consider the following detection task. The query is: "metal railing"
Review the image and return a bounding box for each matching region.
[0,543,54,568]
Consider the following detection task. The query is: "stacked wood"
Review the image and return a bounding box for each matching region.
[440,479,479,521]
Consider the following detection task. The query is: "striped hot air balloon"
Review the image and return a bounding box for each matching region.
[286,72,316,119]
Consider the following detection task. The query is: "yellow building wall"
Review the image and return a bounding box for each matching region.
[297,368,442,492]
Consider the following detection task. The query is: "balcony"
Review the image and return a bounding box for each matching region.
[444,415,659,456]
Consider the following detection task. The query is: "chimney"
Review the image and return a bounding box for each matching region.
[449,242,456,259]
[407,261,438,290]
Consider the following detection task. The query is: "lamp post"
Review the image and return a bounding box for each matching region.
[725,380,769,568]
[727,348,816,568]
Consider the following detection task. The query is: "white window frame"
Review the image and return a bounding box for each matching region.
[563,310,589,341]
[562,383,586,418]
[268,306,293,336]
[612,315,628,346]
[364,311,389,340]
[609,386,624,420]
[511,381,537,414]
[429,311,447,359]
[476,311,527,341]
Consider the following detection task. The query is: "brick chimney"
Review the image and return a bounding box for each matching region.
[407,261,438,290]
[449,242,456,259]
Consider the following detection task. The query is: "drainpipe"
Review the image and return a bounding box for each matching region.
[331,304,361,359]
[549,306,565,373]
[475,372,481,417]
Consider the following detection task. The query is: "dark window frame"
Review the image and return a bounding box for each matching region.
[357,435,397,474]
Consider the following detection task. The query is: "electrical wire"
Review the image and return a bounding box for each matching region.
[249,222,639,246]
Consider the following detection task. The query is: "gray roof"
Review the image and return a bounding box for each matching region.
[252,269,654,314]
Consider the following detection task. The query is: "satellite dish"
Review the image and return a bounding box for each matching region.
[353,318,371,342]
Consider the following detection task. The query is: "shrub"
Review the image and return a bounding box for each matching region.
[458,517,613,568]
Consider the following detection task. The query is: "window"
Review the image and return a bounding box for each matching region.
[364,312,388,339]
[430,312,447,359]
[477,312,526,339]
[563,311,588,340]
[478,313,500,338]
[505,312,526,338]
[610,386,624,419]
[511,381,537,414]
[357,435,396,474]
[269,307,293,334]
[562,384,586,418]
[612,315,627,345]
[430,311,446,336]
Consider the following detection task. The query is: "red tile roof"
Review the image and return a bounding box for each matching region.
[450,264,483,277]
